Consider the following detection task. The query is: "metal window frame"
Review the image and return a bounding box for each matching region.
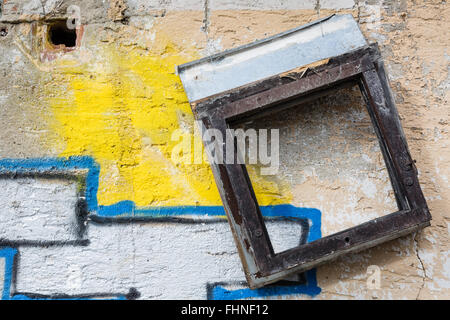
[189,44,431,289]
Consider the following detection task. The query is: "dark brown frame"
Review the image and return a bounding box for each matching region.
[190,44,431,289]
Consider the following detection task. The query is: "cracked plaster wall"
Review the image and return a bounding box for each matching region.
[0,0,448,299]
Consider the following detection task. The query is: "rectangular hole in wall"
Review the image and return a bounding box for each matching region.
[230,84,398,253]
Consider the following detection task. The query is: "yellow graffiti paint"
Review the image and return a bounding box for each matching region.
[46,36,292,207]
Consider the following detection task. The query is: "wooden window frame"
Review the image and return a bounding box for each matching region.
[190,44,431,289]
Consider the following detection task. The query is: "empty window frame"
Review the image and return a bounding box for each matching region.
[188,44,431,289]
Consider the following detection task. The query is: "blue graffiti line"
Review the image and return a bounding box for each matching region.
[210,269,321,300]
[0,157,100,212]
[11,296,126,300]
[10,295,126,301]
[0,156,322,299]
[0,248,16,300]
[99,202,320,241]
[209,204,322,300]
[10,292,126,300]
[0,248,126,300]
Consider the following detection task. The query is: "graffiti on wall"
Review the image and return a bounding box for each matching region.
[0,157,321,299]
[0,35,323,299]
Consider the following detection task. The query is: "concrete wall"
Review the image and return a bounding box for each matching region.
[0,0,448,299]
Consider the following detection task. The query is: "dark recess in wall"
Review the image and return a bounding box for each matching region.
[48,20,77,47]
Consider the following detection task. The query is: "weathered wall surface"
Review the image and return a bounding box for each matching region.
[0,0,448,299]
